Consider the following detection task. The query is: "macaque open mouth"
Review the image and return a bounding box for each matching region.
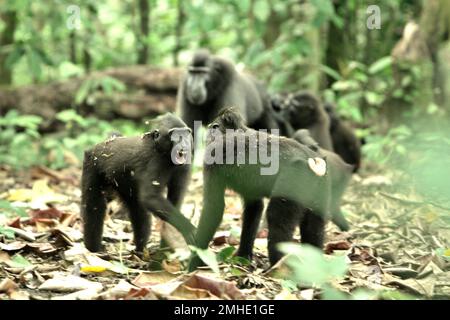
[174,148,188,165]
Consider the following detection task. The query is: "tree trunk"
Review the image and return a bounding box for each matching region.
[324,1,348,88]
[137,0,150,65]
[173,0,185,66]
[419,0,450,106]
[83,4,97,73]
[387,22,433,124]
[69,31,77,64]
[0,9,17,85]
[262,1,281,48]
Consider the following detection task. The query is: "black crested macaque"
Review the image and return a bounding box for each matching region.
[270,94,295,137]
[271,91,333,150]
[292,129,353,232]
[177,49,279,141]
[324,102,362,172]
[188,108,336,270]
[81,113,196,254]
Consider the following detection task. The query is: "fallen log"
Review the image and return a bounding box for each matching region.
[0,65,182,130]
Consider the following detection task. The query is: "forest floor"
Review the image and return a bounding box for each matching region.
[0,163,449,300]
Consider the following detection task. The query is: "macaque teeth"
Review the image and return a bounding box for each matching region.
[308,157,327,176]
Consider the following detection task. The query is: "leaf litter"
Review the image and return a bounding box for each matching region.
[0,164,449,300]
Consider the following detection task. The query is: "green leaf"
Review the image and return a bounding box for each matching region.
[322,285,348,300]
[0,226,16,239]
[5,45,25,69]
[189,246,220,274]
[278,243,348,286]
[56,110,88,127]
[229,256,251,266]
[230,267,244,276]
[254,0,270,21]
[110,261,129,274]
[236,0,250,13]
[379,290,418,300]
[26,48,43,79]
[436,248,450,261]
[0,200,27,217]
[217,246,235,262]
[75,79,94,105]
[319,64,342,81]
[369,56,392,74]
[10,254,33,269]
[280,279,297,292]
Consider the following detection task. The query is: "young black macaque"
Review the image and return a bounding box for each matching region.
[293,129,353,232]
[188,108,335,270]
[271,91,333,150]
[81,113,196,255]
[324,102,362,172]
[177,49,278,143]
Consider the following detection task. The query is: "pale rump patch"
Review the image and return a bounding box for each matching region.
[308,157,327,176]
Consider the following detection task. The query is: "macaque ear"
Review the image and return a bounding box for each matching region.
[141,129,160,140]
[168,127,192,136]
[208,122,220,130]
[151,129,160,140]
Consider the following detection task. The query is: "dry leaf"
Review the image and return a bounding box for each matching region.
[39,274,103,293]
[0,278,18,292]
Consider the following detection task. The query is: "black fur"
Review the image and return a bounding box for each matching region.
[324,102,362,172]
[81,113,196,254]
[271,91,333,150]
[188,108,342,270]
[177,50,279,141]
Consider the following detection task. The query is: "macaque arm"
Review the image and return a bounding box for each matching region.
[167,169,191,209]
[140,191,196,246]
[188,172,226,271]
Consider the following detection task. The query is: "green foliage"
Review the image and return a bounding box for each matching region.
[9,254,33,268]
[189,245,251,274]
[0,226,16,239]
[278,243,348,300]
[75,76,126,105]
[0,200,27,218]
[436,248,450,261]
[189,246,220,274]
[363,125,412,164]
[278,243,348,287]
[0,109,144,170]
[328,56,393,124]
[217,246,251,266]
[0,110,42,168]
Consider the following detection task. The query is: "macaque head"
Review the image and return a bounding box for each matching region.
[286,91,321,127]
[208,107,246,132]
[185,50,213,106]
[145,113,193,165]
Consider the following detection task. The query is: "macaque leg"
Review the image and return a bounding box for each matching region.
[300,210,325,249]
[127,202,151,253]
[235,199,264,260]
[81,164,107,252]
[188,174,225,272]
[266,198,299,265]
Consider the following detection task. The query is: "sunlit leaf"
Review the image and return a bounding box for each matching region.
[189,246,220,274]
[369,56,392,74]
[10,254,33,269]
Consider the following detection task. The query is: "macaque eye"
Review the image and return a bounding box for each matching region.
[152,129,160,140]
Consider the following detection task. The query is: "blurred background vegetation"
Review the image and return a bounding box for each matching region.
[0,0,449,203]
